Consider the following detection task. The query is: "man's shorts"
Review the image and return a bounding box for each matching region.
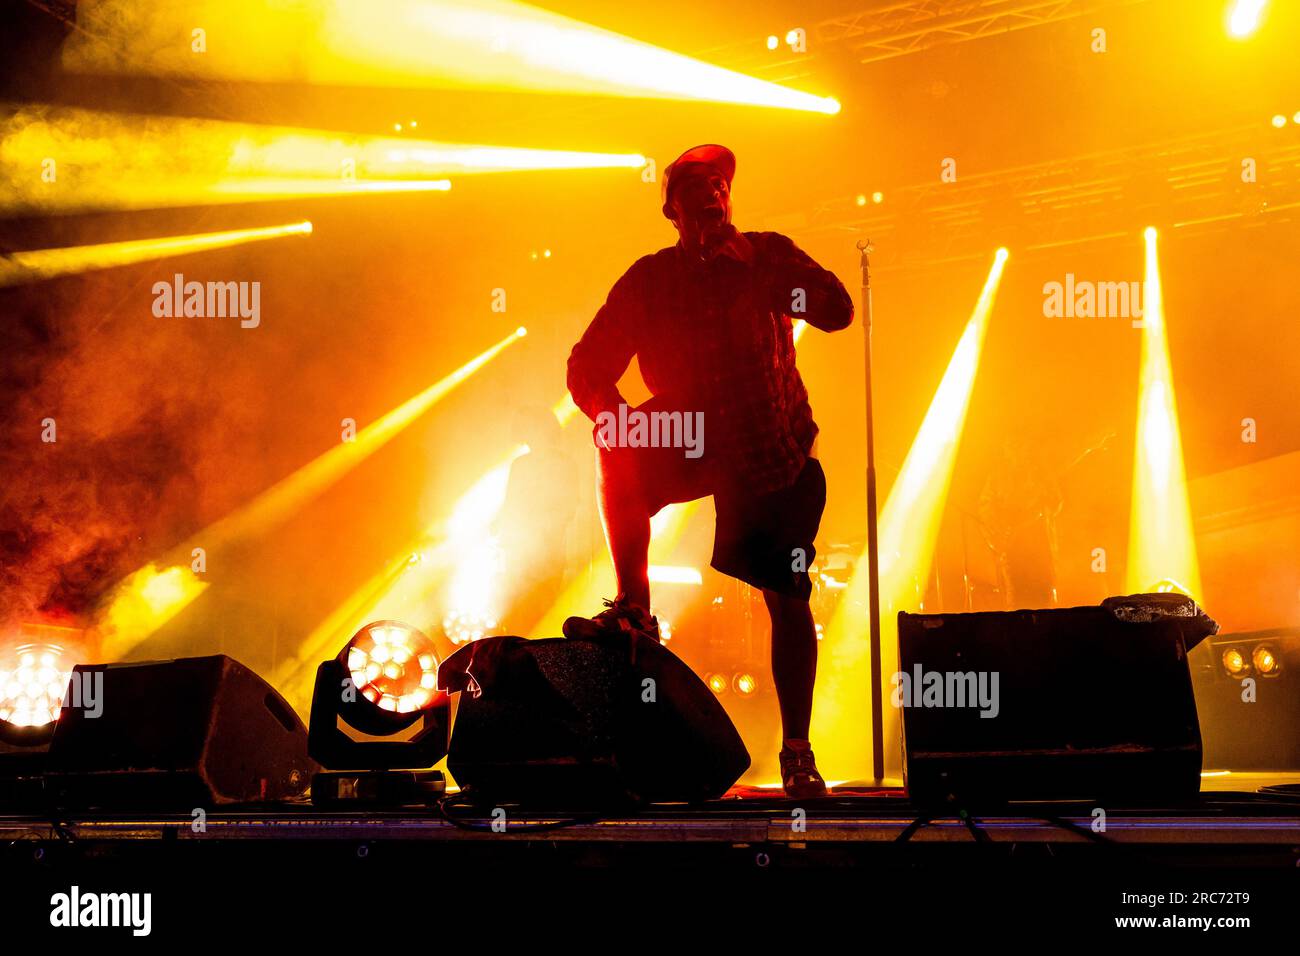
[603,433,826,601]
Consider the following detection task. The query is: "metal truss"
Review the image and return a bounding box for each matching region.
[697,0,1155,78]
[757,124,1300,271]
[818,0,1153,64]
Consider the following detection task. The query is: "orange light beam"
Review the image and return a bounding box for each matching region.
[199,328,527,556]
[810,250,1008,784]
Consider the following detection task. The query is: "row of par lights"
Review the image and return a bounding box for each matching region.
[1221,644,1282,679]
[706,672,759,697]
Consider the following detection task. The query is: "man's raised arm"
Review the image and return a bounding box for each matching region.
[762,232,854,332]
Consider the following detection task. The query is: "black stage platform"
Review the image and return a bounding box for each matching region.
[3,774,1297,939]
[4,784,1300,860]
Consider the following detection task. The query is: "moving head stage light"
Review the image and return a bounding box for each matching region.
[307,620,451,807]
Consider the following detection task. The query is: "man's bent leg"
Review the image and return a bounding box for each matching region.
[596,445,652,610]
[763,588,817,740]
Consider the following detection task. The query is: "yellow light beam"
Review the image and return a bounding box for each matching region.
[64,0,840,113]
[97,564,209,661]
[1228,0,1268,38]
[810,249,1008,783]
[375,146,646,176]
[197,328,526,557]
[0,220,312,288]
[1126,228,1202,598]
[0,105,638,214]
[272,444,529,710]
[103,329,525,663]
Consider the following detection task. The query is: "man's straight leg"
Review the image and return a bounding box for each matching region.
[763,588,817,741]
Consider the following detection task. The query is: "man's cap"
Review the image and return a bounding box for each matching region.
[661,144,736,206]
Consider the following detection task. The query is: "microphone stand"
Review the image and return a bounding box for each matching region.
[857,239,885,785]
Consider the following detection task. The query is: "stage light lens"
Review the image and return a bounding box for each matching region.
[1222,648,1247,676]
[345,622,439,714]
[0,643,74,728]
[855,194,867,206]
[1272,114,1287,128]
[1252,645,1280,676]
[733,673,757,696]
[767,35,779,50]
[441,610,499,645]
[706,673,727,695]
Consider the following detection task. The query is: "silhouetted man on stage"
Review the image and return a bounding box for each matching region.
[565,144,853,798]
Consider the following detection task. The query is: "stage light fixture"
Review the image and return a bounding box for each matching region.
[307,620,451,805]
[441,610,500,646]
[1222,647,1247,677]
[856,194,867,206]
[1252,645,1280,676]
[706,673,728,695]
[1272,114,1287,128]
[767,36,779,50]
[733,673,757,696]
[0,643,74,740]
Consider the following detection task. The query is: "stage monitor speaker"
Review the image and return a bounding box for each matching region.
[44,655,317,809]
[439,634,750,805]
[898,594,1217,805]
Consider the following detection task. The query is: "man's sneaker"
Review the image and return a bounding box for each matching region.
[780,740,828,799]
[563,595,661,643]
